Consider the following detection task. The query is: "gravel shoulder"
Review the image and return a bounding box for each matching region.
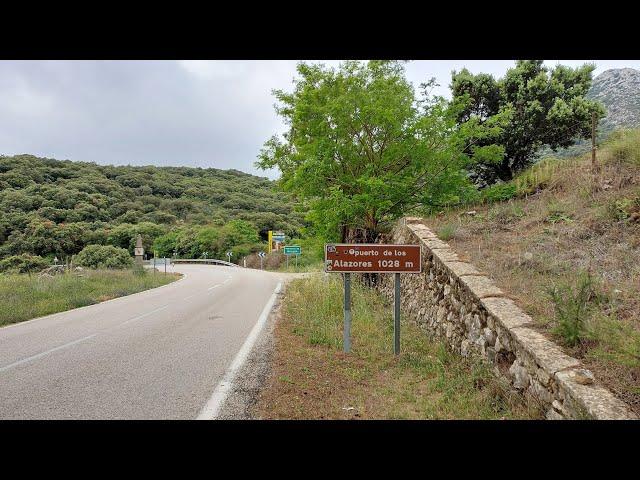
[215,277,300,420]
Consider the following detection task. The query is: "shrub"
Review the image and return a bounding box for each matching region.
[75,245,133,269]
[546,272,599,347]
[0,254,49,274]
[481,183,517,203]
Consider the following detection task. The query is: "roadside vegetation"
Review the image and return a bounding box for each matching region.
[0,268,180,327]
[0,154,304,265]
[427,129,640,414]
[256,275,541,419]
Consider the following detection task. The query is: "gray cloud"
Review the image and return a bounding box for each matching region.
[2,60,638,179]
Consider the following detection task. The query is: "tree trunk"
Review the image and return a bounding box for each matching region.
[340,224,348,243]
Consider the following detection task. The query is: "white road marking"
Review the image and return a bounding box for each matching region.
[0,334,97,374]
[207,285,221,291]
[196,281,282,420]
[118,305,169,327]
[183,294,198,301]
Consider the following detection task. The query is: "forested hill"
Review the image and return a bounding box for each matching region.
[0,154,304,259]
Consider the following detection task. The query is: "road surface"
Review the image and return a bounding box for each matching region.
[0,264,288,419]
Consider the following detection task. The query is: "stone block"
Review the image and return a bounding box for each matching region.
[554,369,638,420]
[480,297,533,330]
[510,327,580,375]
[457,275,504,300]
[442,261,482,277]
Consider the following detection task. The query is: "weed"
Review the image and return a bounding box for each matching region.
[513,157,562,195]
[546,272,599,347]
[606,196,640,222]
[588,313,640,369]
[602,129,640,166]
[545,201,573,224]
[437,223,458,241]
[488,203,525,225]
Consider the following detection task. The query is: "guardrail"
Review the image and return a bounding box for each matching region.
[170,258,238,267]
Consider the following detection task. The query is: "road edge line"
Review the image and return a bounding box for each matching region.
[196,281,283,420]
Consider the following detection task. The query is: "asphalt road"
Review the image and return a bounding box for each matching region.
[0,264,287,419]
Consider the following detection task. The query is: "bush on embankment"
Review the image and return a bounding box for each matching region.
[74,245,133,269]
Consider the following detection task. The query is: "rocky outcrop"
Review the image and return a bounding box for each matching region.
[376,217,637,420]
[589,68,640,132]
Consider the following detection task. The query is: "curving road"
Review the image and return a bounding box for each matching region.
[0,264,288,419]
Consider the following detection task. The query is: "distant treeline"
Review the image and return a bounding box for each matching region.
[0,154,305,261]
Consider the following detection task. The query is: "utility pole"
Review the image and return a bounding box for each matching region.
[591,112,597,172]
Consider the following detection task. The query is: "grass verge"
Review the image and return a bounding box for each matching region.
[256,274,541,419]
[0,268,180,327]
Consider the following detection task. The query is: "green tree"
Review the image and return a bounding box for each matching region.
[450,60,605,183]
[152,231,180,258]
[257,60,491,242]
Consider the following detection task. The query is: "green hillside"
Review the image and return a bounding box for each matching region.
[0,154,305,262]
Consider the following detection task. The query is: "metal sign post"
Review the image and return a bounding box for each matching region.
[226,251,233,263]
[283,246,301,271]
[344,272,351,353]
[164,257,167,275]
[394,273,401,355]
[325,244,421,355]
[258,251,266,270]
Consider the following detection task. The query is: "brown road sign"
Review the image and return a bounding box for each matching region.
[325,244,422,273]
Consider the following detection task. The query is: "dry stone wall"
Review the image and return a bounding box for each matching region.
[376,217,636,420]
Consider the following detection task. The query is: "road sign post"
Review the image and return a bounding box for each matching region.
[283,245,301,270]
[344,272,351,353]
[258,251,266,270]
[394,273,401,355]
[325,244,421,355]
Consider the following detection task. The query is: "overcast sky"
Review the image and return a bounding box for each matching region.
[1,60,639,179]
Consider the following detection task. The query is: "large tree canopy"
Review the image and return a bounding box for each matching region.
[451,60,605,183]
[257,61,496,243]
